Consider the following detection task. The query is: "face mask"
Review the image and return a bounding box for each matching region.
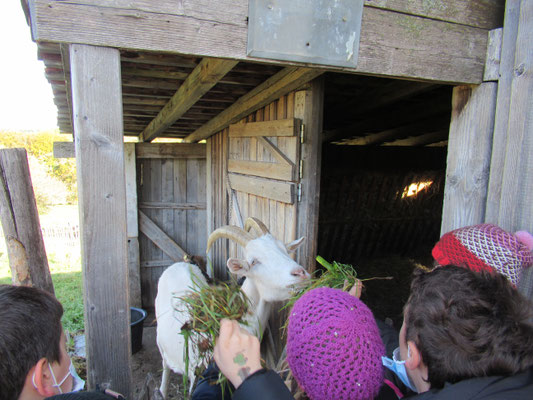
[33,360,85,394]
[382,347,418,393]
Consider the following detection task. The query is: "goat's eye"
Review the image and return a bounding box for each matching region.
[250,259,258,267]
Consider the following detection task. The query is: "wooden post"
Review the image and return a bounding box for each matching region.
[70,44,132,396]
[0,148,54,294]
[440,83,498,235]
[484,0,533,297]
[295,78,325,272]
[125,143,141,308]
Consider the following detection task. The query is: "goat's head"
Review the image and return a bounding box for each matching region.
[206,218,310,302]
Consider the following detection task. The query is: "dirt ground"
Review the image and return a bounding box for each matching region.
[131,315,183,400]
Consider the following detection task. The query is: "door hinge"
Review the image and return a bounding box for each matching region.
[300,123,305,144]
[297,183,302,202]
[299,160,304,179]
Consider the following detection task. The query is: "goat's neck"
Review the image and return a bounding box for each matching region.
[241,278,271,337]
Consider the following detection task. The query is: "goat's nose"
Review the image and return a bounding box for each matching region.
[291,267,307,278]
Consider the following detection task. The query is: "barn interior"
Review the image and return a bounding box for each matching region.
[319,73,452,326]
[42,42,452,326]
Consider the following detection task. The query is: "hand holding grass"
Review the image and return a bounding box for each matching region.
[214,319,262,388]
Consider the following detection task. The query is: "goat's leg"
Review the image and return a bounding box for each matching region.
[160,359,171,399]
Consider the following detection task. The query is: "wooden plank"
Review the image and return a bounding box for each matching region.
[382,130,448,146]
[124,143,138,237]
[138,210,186,261]
[127,237,141,308]
[363,0,504,29]
[140,260,174,268]
[228,118,299,138]
[484,28,503,81]
[258,137,296,170]
[136,143,205,159]
[229,173,295,204]
[440,83,498,235]
[295,79,324,272]
[140,58,238,142]
[495,0,533,231]
[228,159,294,181]
[70,44,131,395]
[53,141,75,158]
[185,68,324,142]
[139,202,206,210]
[486,0,520,223]
[0,148,54,293]
[29,0,491,83]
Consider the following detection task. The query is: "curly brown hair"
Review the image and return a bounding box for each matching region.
[405,266,533,389]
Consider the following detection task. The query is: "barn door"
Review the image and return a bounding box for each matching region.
[136,143,207,308]
[224,79,324,366]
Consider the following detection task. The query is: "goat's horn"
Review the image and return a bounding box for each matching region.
[206,226,253,253]
[244,217,270,237]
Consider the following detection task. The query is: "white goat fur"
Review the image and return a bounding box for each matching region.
[155,233,309,398]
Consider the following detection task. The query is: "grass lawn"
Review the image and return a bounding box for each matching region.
[0,205,85,334]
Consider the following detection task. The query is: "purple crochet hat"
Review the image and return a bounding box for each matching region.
[287,287,385,400]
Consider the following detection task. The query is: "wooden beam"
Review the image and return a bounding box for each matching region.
[135,143,205,159]
[140,58,237,142]
[184,68,323,142]
[382,130,448,146]
[0,148,54,293]
[53,141,75,158]
[28,0,492,83]
[229,118,300,138]
[70,44,132,396]
[138,210,187,261]
[228,159,294,181]
[295,79,324,272]
[440,83,497,235]
[228,173,295,204]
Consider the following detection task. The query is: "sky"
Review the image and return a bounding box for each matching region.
[1,1,58,131]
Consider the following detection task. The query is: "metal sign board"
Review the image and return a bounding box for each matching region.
[247,0,364,68]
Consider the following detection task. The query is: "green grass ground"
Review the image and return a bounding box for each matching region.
[0,205,84,334]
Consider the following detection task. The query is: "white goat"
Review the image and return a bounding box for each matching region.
[155,218,310,398]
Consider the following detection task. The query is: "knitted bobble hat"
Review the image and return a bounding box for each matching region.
[432,224,533,286]
[287,287,385,400]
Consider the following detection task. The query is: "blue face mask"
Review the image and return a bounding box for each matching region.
[33,360,85,394]
[382,347,418,393]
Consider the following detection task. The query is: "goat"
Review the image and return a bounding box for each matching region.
[155,217,310,398]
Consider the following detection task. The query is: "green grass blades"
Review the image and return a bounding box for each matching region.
[176,282,250,395]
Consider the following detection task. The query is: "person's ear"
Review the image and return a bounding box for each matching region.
[405,340,423,370]
[31,358,56,397]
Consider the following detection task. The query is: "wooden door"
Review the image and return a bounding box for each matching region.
[136,143,207,308]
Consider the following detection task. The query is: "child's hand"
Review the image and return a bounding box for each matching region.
[214,319,262,388]
[344,279,363,298]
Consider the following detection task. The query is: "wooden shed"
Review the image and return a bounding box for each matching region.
[22,0,533,396]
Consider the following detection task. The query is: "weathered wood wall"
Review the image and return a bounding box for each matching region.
[27,0,504,84]
[137,144,207,308]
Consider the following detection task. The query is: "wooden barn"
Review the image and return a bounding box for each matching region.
[21,0,532,396]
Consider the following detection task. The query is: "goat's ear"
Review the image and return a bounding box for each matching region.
[227,258,250,276]
[285,237,305,253]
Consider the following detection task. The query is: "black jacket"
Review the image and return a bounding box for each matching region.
[231,367,533,400]
[410,367,533,400]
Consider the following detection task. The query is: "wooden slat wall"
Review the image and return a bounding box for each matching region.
[138,150,207,308]
[28,0,503,84]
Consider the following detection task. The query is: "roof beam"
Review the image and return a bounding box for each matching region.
[382,130,448,146]
[184,67,324,142]
[140,57,238,142]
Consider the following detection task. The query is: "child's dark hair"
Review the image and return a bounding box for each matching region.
[405,266,533,389]
[0,285,64,400]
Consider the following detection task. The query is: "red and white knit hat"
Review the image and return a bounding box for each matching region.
[432,224,533,286]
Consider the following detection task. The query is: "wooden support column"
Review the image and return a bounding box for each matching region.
[70,44,132,396]
[485,0,533,296]
[0,148,54,293]
[440,83,498,235]
[295,78,324,272]
[125,143,141,308]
